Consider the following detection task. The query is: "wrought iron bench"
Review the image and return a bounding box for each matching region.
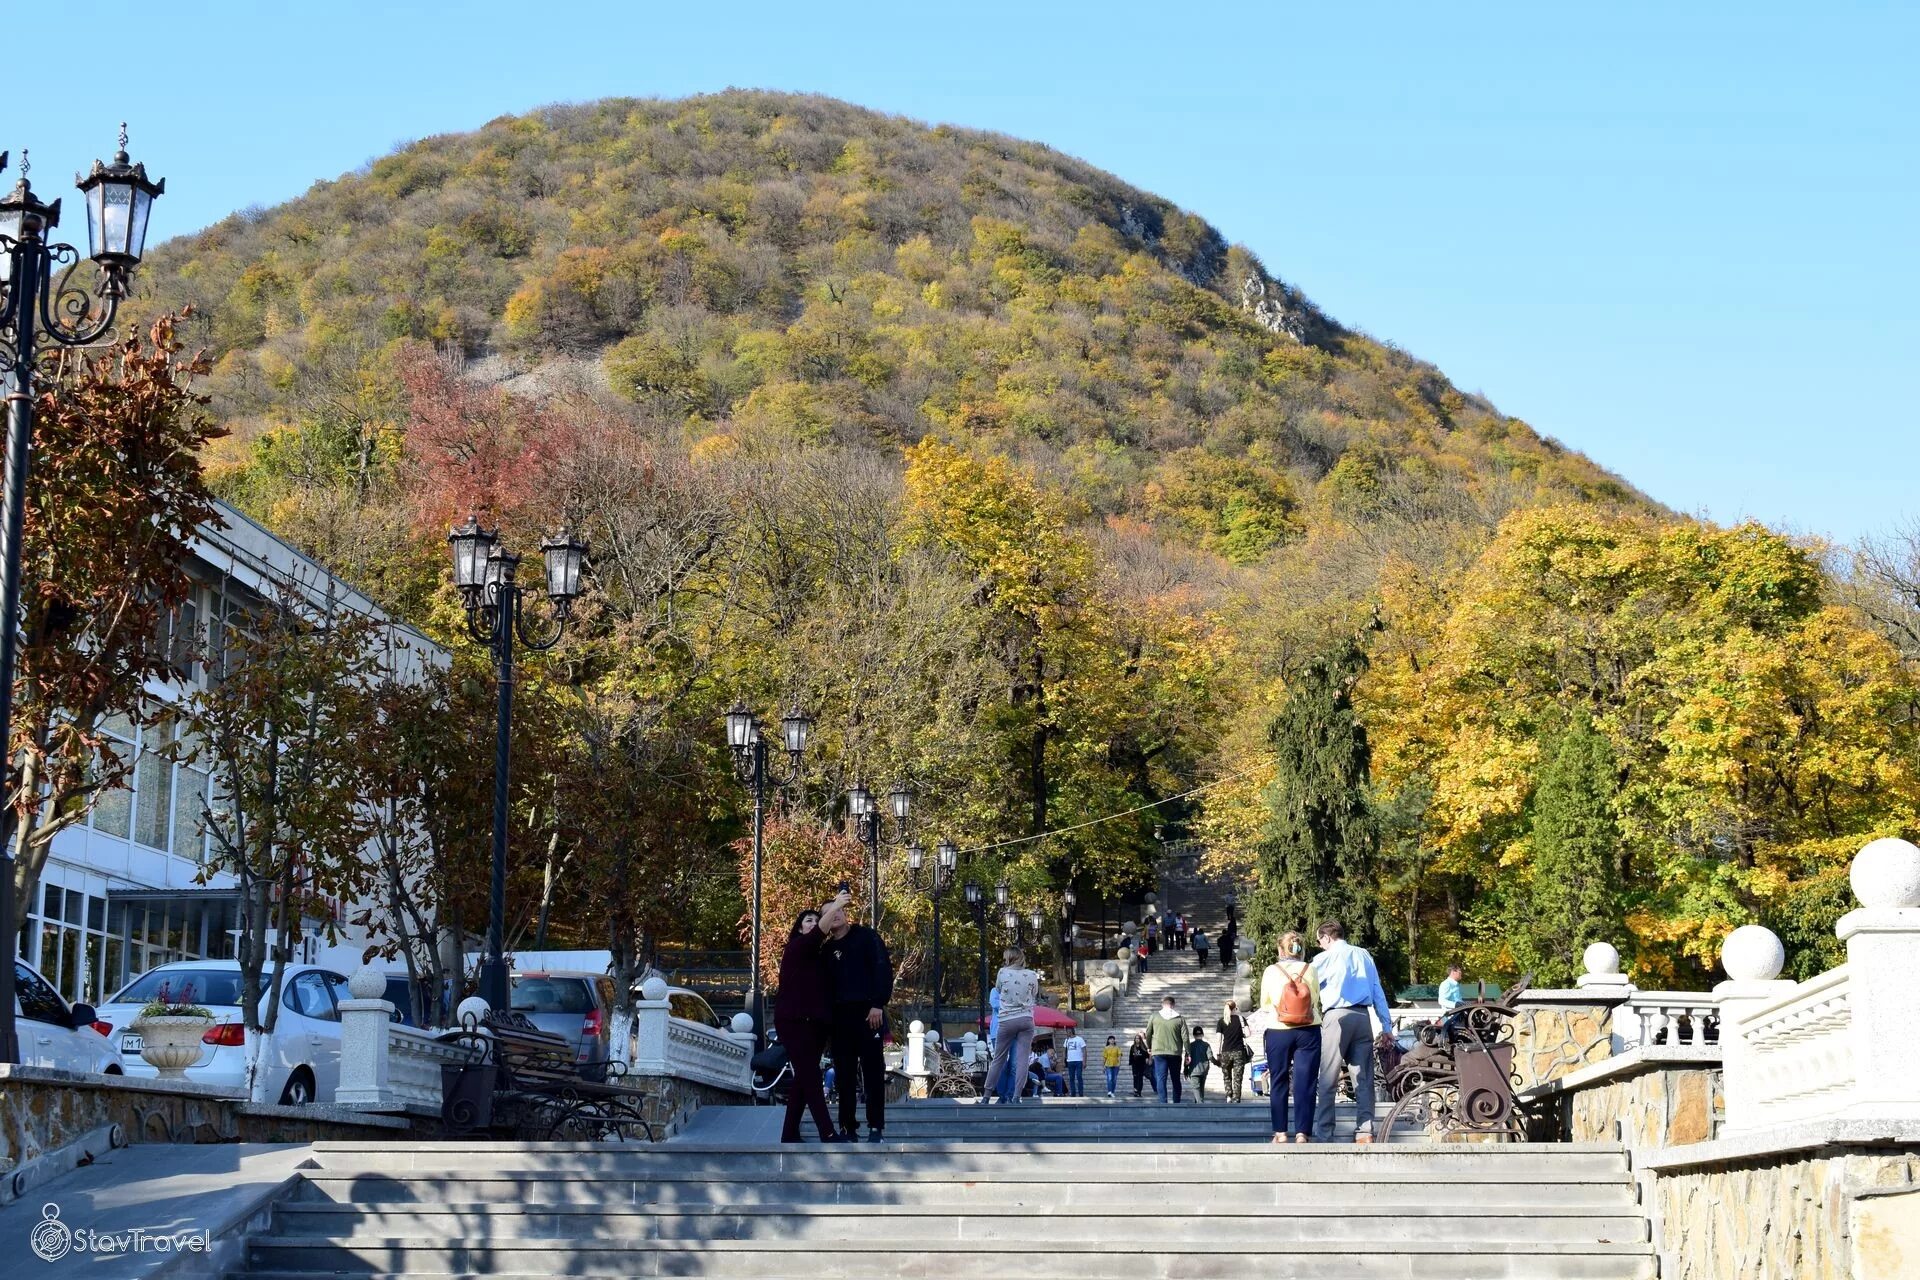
[1374,975,1542,1141]
[439,1009,656,1141]
[926,1042,979,1099]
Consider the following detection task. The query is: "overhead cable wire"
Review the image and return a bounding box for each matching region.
[954,770,1255,857]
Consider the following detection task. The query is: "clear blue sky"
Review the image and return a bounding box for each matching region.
[16,2,1916,543]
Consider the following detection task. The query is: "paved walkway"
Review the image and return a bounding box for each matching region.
[0,1144,308,1280]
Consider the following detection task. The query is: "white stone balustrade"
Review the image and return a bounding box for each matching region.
[335,966,481,1114]
[1732,965,1852,1129]
[1616,992,1721,1052]
[1718,838,1920,1132]
[630,976,754,1093]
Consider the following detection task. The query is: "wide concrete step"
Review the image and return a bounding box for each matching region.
[241,1237,1657,1279]
[884,1100,1386,1114]
[269,1201,1649,1245]
[870,1121,1425,1142]
[306,1142,1631,1181]
[879,1101,1394,1121]
[292,1171,1636,1210]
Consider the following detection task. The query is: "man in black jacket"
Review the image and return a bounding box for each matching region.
[820,899,895,1141]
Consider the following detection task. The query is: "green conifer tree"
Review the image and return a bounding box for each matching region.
[1248,639,1391,974]
[1513,712,1624,984]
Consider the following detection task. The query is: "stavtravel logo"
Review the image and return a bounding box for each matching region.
[28,1203,211,1262]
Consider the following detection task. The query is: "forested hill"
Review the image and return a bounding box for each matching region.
[117,90,1904,992]
[133,90,1642,598]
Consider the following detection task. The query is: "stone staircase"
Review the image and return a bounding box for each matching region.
[237,1135,1659,1279]
[1104,862,1256,1097]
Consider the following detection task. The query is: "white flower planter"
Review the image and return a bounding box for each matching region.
[131,1014,212,1078]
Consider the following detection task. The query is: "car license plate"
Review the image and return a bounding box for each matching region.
[121,1033,143,1054]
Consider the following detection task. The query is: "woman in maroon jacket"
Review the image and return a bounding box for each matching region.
[775,908,844,1142]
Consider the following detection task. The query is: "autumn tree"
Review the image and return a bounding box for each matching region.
[738,817,867,987]
[351,662,494,1028]
[186,595,392,1099]
[1366,507,1920,981]
[7,314,222,931]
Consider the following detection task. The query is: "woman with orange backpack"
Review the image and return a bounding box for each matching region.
[1259,931,1323,1143]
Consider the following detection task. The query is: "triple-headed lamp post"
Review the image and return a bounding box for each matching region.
[447,515,588,1012]
[725,702,812,1044]
[0,130,165,1065]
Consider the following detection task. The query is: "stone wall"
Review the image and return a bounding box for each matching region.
[1508,997,1616,1087]
[1,1066,408,1171]
[1520,1048,1721,1148]
[627,1073,754,1139]
[1646,1138,1920,1280]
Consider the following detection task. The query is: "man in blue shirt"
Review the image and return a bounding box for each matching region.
[1438,963,1466,1012]
[1308,919,1393,1143]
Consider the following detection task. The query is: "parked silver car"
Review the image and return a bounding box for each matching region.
[508,970,617,1068]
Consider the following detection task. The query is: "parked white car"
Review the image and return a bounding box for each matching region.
[93,961,351,1104]
[12,959,119,1075]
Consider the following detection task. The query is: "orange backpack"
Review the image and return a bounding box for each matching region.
[1275,962,1314,1026]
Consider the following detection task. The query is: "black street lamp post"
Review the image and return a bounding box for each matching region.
[447,516,588,1014]
[726,702,811,1046]
[963,880,987,1037]
[1061,888,1078,1014]
[0,132,164,1065]
[906,837,958,1031]
[846,780,912,930]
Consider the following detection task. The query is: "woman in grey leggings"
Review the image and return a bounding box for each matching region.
[983,947,1041,1104]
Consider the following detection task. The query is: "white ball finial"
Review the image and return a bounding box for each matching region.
[729,1012,753,1034]
[1581,942,1621,978]
[456,995,491,1026]
[1851,837,1920,910]
[909,1019,925,1036]
[1721,924,1785,982]
[347,964,388,1000]
[639,975,669,1002]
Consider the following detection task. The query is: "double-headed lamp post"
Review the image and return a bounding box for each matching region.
[0,131,165,1066]
[906,838,958,1031]
[726,702,811,1045]
[963,879,988,1037]
[846,780,913,930]
[447,516,588,1012]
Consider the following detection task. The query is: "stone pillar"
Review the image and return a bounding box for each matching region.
[335,965,397,1109]
[631,976,672,1076]
[1714,924,1796,1133]
[725,1013,757,1092]
[1572,943,1638,1053]
[959,1031,981,1066]
[904,1018,930,1098]
[1837,838,1920,1122]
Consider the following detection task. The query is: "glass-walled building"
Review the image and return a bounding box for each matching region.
[17,500,445,1004]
